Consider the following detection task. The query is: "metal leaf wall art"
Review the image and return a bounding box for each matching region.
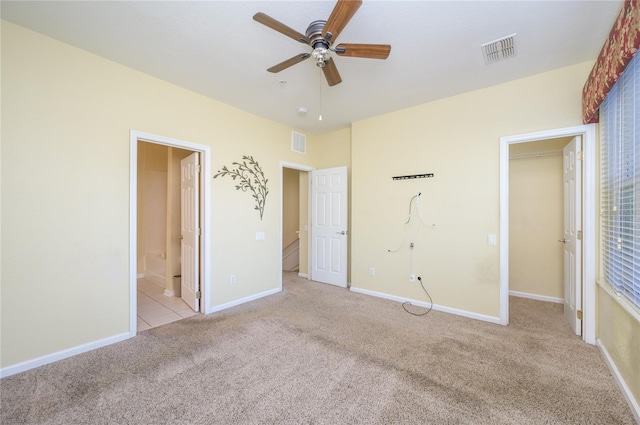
[214,155,269,220]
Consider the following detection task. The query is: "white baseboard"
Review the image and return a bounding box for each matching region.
[0,332,131,378]
[207,287,281,314]
[509,290,563,304]
[163,289,175,297]
[298,273,309,279]
[597,339,640,423]
[349,286,502,325]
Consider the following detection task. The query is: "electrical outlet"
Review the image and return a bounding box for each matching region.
[410,273,416,282]
[370,267,375,276]
[230,275,236,284]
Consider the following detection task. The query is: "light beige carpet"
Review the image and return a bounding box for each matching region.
[1,272,636,424]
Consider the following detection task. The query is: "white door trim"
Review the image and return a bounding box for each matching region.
[499,124,596,344]
[280,161,314,290]
[130,130,212,335]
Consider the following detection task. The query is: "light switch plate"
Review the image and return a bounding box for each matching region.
[256,232,265,240]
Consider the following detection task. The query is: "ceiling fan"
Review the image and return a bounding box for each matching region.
[253,0,391,87]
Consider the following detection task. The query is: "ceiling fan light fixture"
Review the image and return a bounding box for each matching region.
[312,47,330,68]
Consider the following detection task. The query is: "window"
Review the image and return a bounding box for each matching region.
[600,52,640,309]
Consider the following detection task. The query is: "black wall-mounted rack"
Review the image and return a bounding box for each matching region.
[392,173,435,181]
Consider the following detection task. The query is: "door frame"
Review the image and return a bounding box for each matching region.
[499,124,596,344]
[130,130,212,336]
[280,161,314,290]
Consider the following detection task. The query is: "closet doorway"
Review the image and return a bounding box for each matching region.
[499,125,596,344]
[508,137,572,306]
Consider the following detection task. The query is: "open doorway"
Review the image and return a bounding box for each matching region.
[280,162,349,290]
[136,142,197,331]
[281,163,312,289]
[508,137,572,305]
[282,168,303,275]
[499,125,596,344]
[129,131,212,336]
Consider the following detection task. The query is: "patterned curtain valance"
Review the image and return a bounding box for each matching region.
[582,0,640,124]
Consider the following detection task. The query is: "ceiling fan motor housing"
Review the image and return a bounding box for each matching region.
[306,20,331,67]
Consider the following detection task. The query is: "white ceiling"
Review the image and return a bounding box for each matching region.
[1,0,622,134]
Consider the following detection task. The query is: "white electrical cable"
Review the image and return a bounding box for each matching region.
[388,192,436,317]
[388,194,418,253]
[407,194,420,276]
[388,193,433,254]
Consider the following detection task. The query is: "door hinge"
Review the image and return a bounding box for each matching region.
[196,291,201,300]
[577,230,583,240]
[577,151,584,161]
[577,310,583,320]
[197,228,202,237]
[196,164,201,173]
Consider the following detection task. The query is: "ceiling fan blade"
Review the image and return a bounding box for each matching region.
[335,43,391,59]
[322,0,362,43]
[322,58,342,86]
[253,12,310,44]
[267,53,311,73]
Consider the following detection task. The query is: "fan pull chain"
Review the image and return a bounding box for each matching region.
[319,68,323,121]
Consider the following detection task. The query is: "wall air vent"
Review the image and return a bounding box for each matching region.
[481,34,517,65]
[291,131,306,154]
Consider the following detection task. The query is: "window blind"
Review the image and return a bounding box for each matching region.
[600,51,640,309]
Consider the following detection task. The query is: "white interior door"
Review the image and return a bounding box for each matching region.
[562,137,582,335]
[181,152,200,312]
[311,166,348,287]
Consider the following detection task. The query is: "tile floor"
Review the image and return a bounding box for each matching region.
[137,278,197,331]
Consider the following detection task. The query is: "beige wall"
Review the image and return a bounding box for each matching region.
[598,286,640,407]
[509,138,569,299]
[0,21,315,367]
[282,168,300,250]
[307,128,351,169]
[351,62,593,317]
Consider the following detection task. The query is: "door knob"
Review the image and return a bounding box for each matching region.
[337,230,347,235]
[558,238,567,243]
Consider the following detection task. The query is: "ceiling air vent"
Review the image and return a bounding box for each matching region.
[481,34,517,65]
[291,131,306,154]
